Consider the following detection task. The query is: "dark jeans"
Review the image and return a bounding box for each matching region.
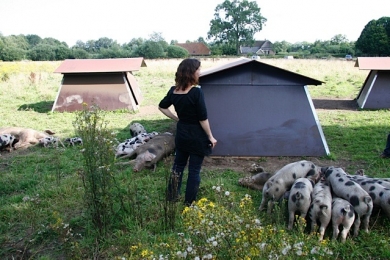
[167,149,204,205]
[384,133,390,155]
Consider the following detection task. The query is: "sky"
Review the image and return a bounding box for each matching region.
[1,0,389,47]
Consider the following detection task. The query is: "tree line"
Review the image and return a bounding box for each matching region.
[0,0,388,61]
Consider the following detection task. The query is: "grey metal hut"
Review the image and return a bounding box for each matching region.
[355,57,390,109]
[53,58,146,112]
[199,58,329,157]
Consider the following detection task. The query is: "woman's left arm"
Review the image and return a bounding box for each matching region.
[199,119,217,147]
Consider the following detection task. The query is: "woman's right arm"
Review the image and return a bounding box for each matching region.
[158,106,179,122]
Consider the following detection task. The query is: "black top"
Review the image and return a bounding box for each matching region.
[159,86,208,124]
[159,86,212,156]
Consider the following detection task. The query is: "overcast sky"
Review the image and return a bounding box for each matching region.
[1,0,389,47]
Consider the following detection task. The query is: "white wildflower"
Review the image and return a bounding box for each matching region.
[311,246,320,254]
[225,191,230,196]
[296,249,303,256]
[216,186,221,192]
[187,246,193,252]
[208,221,214,226]
[282,245,291,255]
[212,241,218,247]
[194,257,200,260]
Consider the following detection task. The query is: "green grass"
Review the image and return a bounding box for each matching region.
[0,59,390,259]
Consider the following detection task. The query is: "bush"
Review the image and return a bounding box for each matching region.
[167,45,188,58]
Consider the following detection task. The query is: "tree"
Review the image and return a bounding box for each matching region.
[207,0,266,55]
[356,17,390,56]
[166,45,188,58]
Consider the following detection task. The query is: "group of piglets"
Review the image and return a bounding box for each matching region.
[245,160,390,243]
[115,122,175,172]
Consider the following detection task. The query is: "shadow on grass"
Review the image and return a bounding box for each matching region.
[18,101,54,113]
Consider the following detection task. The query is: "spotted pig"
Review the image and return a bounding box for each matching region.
[0,134,17,152]
[129,123,146,137]
[308,178,332,241]
[350,177,390,218]
[287,177,314,230]
[259,160,321,214]
[64,137,83,146]
[324,166,373,237]
[331,197,355,243]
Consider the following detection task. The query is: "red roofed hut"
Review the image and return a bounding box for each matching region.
[199,58,329,157]
[355,57,390,109]
[53,58,146,112]
[176,43,211,56]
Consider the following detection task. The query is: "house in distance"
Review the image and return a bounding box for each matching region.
[52,58,146,112]
[175,42,211,56]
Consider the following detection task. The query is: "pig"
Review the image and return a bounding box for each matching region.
[308,178,332,240]
[238,172,274,191]
[287,177,314,230]
[64,137,83,146]
[0,134,18,152]
[350,177,390,218]
[259,160,321,214]
[115,141,143,158]
[38,136,65,148]
[331,197,355,243]
[324,166,373,237]
[132,134,175,172]
[348,173,390,189]
[129,122,146,137]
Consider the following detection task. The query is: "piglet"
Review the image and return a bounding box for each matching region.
[308,178,332,240]
[331,197,355,243]
[287,177,314,230]
[324,166,373,237]
[259,160,321,214]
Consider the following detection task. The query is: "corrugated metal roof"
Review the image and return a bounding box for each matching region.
[54,57,146,73]
[355,57,390,70]
[200,57,323,85]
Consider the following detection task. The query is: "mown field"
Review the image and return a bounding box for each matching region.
[0,58,390,259]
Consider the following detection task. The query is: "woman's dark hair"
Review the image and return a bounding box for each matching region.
[175,58,201,91]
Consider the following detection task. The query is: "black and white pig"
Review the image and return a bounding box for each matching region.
[331,197,355,243]
[38,136,65,148]
[324,166,373,237]
[0,134,18,152]
[350,177,390,218]
[64,137,83,146]
[308,178,332,241]
[129,123,146,137]
[259,160,321,214]
[115,142,143,158]
[287,177,315,230]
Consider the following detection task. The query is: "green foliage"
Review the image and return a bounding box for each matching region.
[73,103,120,238]
[166,45,188,58]
[1,60,390,259]
[208,0,267,55]
[356,17,390,56]
[136,40,166,59]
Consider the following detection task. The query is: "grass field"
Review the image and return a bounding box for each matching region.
[0,58,390,259]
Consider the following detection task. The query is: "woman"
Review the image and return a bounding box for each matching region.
[380,133,390,158]
[158,58,217,205]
